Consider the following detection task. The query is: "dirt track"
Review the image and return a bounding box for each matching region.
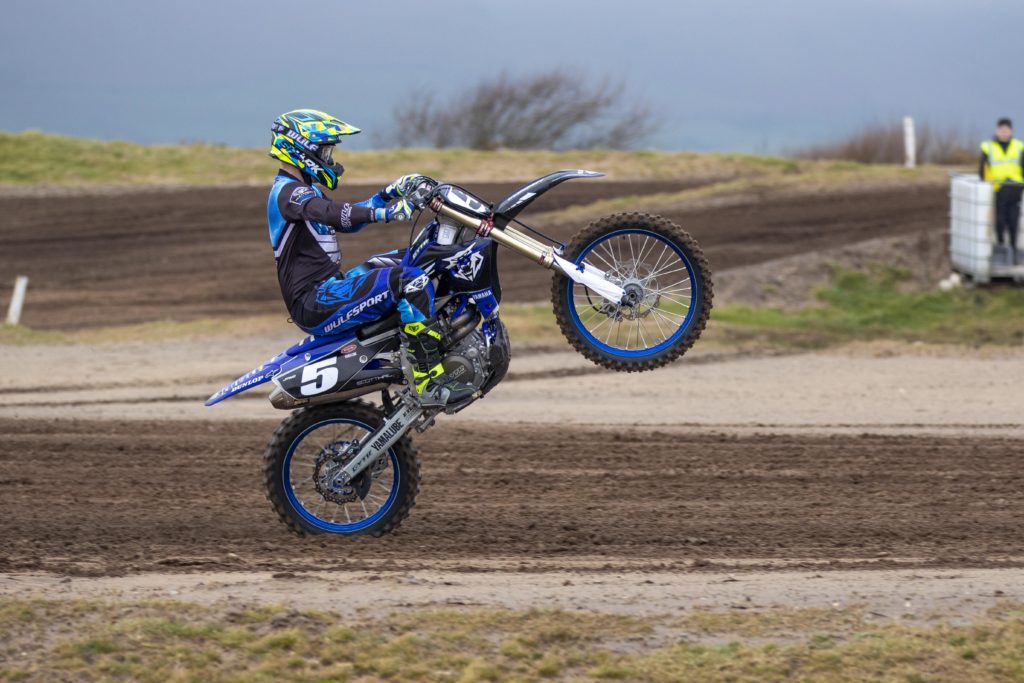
[0,181,947,329]
[0,180,694,330]
[2,418,1020,577]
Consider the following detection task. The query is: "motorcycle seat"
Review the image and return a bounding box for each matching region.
[355,312,402,340]
[283,312,403,357]
[284,334,345,357]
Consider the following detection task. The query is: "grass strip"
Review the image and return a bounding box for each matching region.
[2,598,1023,682]
[715,264,1024,347]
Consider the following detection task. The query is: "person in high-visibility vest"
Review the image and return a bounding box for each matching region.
[979,118,1024,264]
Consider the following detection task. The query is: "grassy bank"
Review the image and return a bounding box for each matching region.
[0,130,950,187]
[716,265,1024,347]
[2,598,1023,682]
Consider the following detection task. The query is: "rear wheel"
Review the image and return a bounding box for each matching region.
[263,400,420,536]
[552,212,713,372]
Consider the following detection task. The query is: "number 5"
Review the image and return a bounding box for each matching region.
[300,357,338,396]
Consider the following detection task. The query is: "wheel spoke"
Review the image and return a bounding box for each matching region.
[655,284,693,297]
[588,314,614,337]
[626,235,638,278]
[646,262,691,280]
[651,274,693,290]
[579,306,604,325]
[647,243,672,277]
[634,236,653,268]
[657,293,692,309]
[588,249,618,272]
[652,309,685,327]
[604,319,618,346]
[599,241,619,269]
[650,307,668,339]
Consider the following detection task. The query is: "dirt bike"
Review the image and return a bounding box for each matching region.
[206,171,713,536]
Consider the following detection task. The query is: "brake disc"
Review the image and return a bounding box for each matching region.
[313,442,385,504]
[593,265,659,321]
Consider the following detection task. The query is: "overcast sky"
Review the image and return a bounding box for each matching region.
[2,0,1022,152]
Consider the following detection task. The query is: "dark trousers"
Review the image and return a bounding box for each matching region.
[995,185,1022,248]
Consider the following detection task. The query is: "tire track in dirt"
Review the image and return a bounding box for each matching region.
[2,418,1020,577]
[0,182,947,329]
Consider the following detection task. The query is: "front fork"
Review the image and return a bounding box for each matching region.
[430,200,626,304]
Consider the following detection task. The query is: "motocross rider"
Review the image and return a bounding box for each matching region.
[267,109,473,406]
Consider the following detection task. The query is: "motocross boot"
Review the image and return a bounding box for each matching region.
[402,318,476,406]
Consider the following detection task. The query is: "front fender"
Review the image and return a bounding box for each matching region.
[493,169,604,224]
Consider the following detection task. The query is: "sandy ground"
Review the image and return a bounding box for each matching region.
[2,339,1022,436]
[3,335,1022,623]
[3,568,1020,624]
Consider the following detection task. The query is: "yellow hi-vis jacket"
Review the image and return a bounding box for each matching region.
[981,138,1024,190]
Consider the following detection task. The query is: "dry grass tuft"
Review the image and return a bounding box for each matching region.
[3,598,1024,682]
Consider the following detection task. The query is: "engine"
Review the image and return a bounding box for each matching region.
[440,320,511,397]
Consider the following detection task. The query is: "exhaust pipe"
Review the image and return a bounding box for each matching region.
[269,369,404,409]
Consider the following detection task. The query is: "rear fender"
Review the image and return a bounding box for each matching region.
[205,334,359,407]
[204,353,287,406]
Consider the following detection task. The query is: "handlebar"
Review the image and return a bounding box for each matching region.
[404,176,440,210]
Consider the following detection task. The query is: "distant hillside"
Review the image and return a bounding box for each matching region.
[0,130,940,187]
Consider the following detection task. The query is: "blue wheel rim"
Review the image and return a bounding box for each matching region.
[567,228,698,358]
[282,417,400,533]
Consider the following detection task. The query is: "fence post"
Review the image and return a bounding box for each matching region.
[903,116,917,168]
[5,276,29,326]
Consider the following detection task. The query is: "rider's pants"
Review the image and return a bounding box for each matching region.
[293,263,433,336]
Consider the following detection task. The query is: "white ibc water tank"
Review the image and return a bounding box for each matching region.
[949,175,994,282]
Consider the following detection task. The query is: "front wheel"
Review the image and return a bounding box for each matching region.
[263,400,420,536]
[551,212,713,372]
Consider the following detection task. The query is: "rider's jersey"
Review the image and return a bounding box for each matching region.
[267,171,378,320]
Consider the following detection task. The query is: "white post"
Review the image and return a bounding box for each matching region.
[5,276,29,326]
[903,116,917,168]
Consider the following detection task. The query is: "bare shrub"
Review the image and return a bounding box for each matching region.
[794,122,976,165]
[392,71,659,150]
